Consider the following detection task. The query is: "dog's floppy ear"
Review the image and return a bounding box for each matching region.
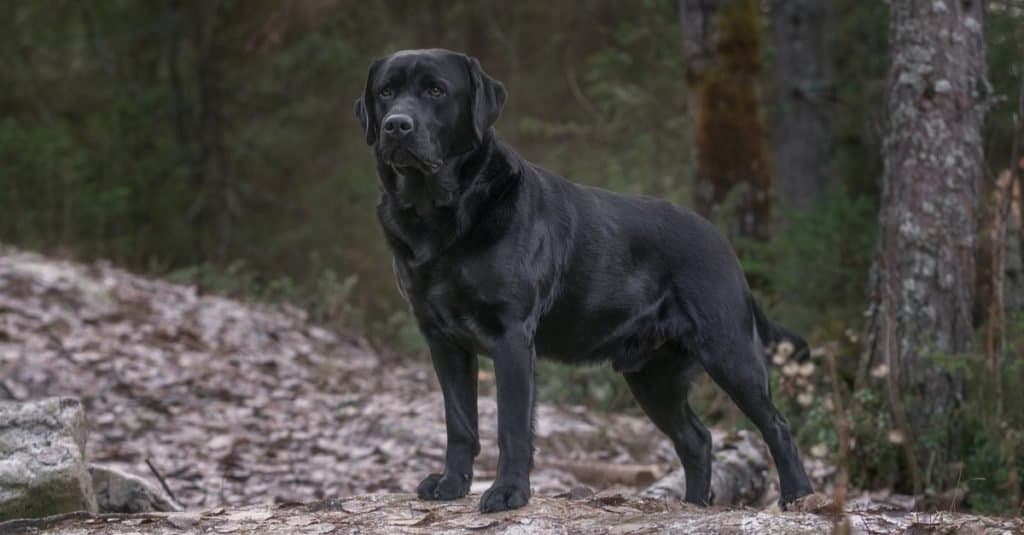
[465,56,507,142]
[354,59,382,146]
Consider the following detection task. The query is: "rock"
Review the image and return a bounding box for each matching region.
[0,397,98,521]
[90,465,183,513]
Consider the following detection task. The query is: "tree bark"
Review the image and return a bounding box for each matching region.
[769,0,835,211]
[7,494,1021,534]
[864,0,988,494]
[642,430,772,507]
[679,0,773,241]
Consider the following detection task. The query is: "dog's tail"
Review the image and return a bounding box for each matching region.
[751,297,810,364]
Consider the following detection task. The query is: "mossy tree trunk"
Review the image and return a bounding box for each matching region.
[679,0,773,241]
[865,0,988,495]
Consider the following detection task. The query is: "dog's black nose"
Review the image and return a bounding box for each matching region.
[382,114,414,137]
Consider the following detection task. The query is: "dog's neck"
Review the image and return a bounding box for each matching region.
[377,151,470,216]
[376,132,521,265]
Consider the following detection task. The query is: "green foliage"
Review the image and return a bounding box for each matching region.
[744,188,877,339]
[772,362,904,492]
[953,314,1024,513]
[831,0,888,199]
[963,425,1024,514]
[779,324,1024,514]
[986,4,1024,172]
[518,0,690,204]
[536,362,635,411]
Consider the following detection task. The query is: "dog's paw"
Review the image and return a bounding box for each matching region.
[684,489,714,507]
[479,483,530,513]
[416,472,471,501]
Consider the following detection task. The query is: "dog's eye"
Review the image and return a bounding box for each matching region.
[379,87,393,98]
[428,86,445,97]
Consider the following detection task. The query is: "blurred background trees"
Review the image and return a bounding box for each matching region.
[680,0,773,241]
[768,0,834,211]
[1,0,1023,514]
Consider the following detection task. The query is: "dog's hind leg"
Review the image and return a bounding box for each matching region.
[623,350,713,505]
[697,334,814,507]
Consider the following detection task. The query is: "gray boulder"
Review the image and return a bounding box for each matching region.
[0,397,98,521]
[90,464,182,513]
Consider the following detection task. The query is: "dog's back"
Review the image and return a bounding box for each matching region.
[523,161,750,370]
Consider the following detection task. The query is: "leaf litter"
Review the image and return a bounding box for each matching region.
[0,247,682,509]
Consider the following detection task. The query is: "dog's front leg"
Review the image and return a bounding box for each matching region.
[417,332,479,501]
[480,330,534,513]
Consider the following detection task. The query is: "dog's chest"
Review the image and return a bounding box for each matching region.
[394,257,505,349]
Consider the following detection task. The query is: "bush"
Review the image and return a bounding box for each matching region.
[743,188,877,340]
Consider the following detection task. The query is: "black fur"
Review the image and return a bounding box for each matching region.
[355,48,814,513]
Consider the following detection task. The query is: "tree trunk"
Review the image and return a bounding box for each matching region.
[167,0,236,268]
[769,0,835,211]
[642,430,772,507]
[864,0,988,494]
[679,0,773,241]
[8,494,1022,534]
[194,0,234,266]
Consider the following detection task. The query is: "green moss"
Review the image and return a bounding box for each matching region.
[0,482,93,522]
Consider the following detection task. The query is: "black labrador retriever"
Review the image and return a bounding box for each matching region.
[355,48,814,513]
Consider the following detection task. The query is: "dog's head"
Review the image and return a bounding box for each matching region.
[355,49,506,175]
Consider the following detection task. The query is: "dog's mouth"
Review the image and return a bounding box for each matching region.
[384,147,442,175]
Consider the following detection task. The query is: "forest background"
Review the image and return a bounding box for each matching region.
[2,0,1023,515]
